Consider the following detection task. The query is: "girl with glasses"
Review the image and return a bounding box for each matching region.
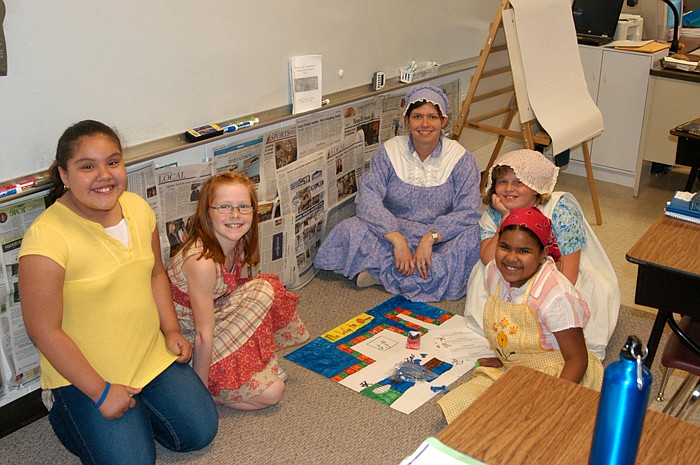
[167,171,309,410]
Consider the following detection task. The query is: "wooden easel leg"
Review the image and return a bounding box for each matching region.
[452,0,510,141]
[582,140,603,225]
[480,139,506,192]
[522,121,536,150]
[479,103,518,191]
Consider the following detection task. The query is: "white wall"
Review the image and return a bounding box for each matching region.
[0,0,497,182]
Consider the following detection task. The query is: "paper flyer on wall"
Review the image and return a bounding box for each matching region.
[290,54,322,115]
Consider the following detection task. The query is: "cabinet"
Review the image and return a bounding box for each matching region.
[636,71,700,195]
[568,46,666,188]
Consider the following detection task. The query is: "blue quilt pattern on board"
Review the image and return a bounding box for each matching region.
[284,295,454,379]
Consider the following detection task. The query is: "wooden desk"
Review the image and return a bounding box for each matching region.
[626,215,700,367]
[436,366,700,465]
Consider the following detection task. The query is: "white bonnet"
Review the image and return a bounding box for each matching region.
[485,149,559,194]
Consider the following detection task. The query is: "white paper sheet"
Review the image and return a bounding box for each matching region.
[507,0,604,155]
[290,55,322,115]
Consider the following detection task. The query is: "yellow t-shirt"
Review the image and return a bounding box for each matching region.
[19,191,176,389]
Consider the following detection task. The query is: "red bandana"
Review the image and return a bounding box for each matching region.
[499,207,561,261]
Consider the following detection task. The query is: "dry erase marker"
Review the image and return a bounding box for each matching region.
[0,187,18,199]
[16,178,37,189]
[221,117,259,133]
[0,178,37,198]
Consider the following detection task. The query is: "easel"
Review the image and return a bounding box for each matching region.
[453,0,602,225]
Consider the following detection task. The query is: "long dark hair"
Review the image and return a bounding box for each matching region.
[47,120,122,205]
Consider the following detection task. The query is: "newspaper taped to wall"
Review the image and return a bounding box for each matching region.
[0,193,45,392]
[127,162,168,259]
[324,131,364,209]
[156,163,213,262]
[275,150,326,289]
[211,136,265,189]
[322,186,357,239]
[260,126,298,202]
[296,108,344,159]
[342,97,382,169]
[437,80,460,138]
[380,92,409,141]
[253,215,293,284]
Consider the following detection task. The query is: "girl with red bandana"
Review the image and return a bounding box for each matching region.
[438,207,603,423]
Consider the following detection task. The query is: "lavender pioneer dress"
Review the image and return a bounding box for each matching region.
[314,135,481,302]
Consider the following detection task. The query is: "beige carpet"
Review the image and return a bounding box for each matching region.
[1,270,697,465]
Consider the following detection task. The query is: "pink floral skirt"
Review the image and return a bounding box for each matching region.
[207,274,309,402]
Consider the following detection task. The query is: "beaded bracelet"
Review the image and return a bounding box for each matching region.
[94,381,111,409]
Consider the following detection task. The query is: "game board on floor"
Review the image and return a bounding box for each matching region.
[285,295,490,414]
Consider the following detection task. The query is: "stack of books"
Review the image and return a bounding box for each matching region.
[665,191,700,224]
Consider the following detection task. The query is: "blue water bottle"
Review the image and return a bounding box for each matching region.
[589,335,652,465]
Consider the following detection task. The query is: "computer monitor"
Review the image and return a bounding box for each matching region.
[572,0,625,38]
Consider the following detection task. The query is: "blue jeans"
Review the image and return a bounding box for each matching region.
[49,362,218,465]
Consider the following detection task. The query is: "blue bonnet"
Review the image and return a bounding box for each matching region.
[403,84,449,117]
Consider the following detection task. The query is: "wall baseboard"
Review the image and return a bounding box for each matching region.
[0,389,46,439]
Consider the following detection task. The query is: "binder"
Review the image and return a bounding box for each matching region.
[665,209,700,225]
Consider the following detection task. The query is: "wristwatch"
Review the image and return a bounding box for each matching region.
[431,230,440,243]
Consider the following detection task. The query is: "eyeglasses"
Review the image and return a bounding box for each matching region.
[209,204,255,215]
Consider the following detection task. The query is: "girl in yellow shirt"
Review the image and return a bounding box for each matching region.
[19,120,217,464]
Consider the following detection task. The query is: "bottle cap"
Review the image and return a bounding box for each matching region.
[621,335,648,361]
